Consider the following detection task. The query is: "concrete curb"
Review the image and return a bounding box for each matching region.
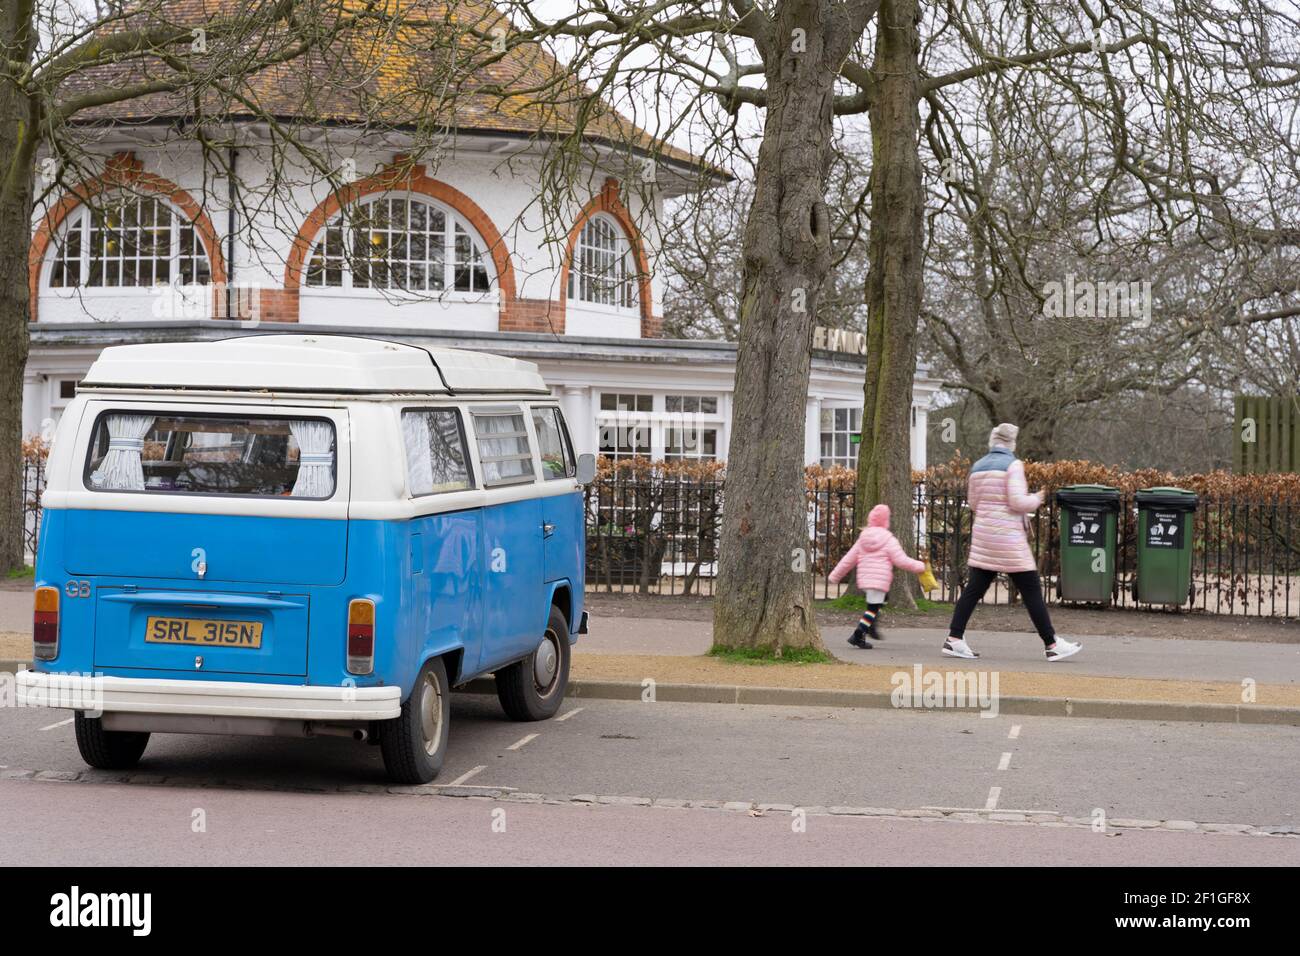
[463,677,1300,726]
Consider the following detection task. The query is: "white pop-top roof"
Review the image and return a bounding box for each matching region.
[80,335,549,396]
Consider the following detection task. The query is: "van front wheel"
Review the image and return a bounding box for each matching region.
[497,606,571,721]
[379,657,451,784]
[74,712,149,770]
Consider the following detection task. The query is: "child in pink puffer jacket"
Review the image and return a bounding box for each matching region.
[828,503,926,649]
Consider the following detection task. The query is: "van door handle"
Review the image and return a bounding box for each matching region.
[542,522,556,538]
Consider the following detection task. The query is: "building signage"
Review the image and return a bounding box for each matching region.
[814,326,867,356]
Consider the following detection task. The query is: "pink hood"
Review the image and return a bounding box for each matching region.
[828,503,926,594]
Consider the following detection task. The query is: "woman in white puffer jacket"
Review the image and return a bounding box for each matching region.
[941,423,1082,662]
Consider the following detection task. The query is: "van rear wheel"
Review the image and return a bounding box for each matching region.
[497,606,571,722]
[379,657,451,785]
[74,712,150,770]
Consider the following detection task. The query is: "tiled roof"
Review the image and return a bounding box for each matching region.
[64,0,707,171]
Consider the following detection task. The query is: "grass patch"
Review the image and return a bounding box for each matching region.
[6,565,34,580]
[819,593,953,615]
[707,645,838,666]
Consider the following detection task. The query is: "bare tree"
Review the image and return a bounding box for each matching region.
[915,2,1300,468]
[662,139,872,340]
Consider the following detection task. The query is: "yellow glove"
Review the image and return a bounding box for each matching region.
[917,561,938,593]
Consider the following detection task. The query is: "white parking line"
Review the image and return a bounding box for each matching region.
[39,718,73,732]
[925,805,1060,815]
[555,707,584,722]
[997,752,1012,771]
[447,765,486,787]
[985,786,1001,810]
[506,733,539,751]
[1008,725,1021,740]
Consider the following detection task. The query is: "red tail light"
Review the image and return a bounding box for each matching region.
[347,599,375,675]
[34,587,59,661]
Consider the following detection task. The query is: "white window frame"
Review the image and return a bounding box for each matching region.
[44,194,211,292]
[663,424,720,462]
[568,213,639,312]
[596,391,653,461]
[820,405,862,469]
[595,391,725,462]
[303,191,496,298]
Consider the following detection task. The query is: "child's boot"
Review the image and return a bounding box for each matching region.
[848,625,870,649]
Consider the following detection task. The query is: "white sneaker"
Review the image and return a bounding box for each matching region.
[1045,638,1082,662]
[942,637,980,659]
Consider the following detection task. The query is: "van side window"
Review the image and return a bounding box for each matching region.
[472,411,535,486]
[84,411,336,498]
[402,409,472,496]
[532,407,575,480]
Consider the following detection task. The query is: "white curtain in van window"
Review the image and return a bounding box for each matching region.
[89,414,155,491]
[401,412,434,496]
[289,420,334,498]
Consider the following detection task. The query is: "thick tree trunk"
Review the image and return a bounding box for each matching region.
[856,0,924,606]
[712,3,844,653]
[0,6,36,574]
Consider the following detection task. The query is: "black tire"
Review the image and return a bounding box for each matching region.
[74,712,149,770]
[379,657,451,784]
[497,605,571,722]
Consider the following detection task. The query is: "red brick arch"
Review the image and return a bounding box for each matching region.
[28,152,228,323]
[558,177,657,337]
[282,158,517,324]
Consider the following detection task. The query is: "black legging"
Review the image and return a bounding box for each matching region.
[948,567,1056,647]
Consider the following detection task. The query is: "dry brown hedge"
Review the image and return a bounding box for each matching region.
[916,455,1300,503]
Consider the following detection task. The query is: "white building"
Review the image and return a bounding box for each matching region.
[24,3,939,468]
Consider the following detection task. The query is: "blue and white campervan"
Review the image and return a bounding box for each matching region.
[17,335,592,783]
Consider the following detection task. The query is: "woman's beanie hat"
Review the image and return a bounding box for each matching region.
[988,422,1019,451]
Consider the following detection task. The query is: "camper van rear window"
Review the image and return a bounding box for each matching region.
[84,412,337,499]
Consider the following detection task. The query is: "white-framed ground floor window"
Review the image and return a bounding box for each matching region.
[820,405,862,469]
[596,391,725,462]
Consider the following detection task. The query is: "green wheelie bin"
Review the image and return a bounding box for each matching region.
[1054,484,1121,602]
[1134,487,1199,605]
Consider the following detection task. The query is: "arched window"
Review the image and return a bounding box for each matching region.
[47,194,211,288]
[304,194,494,293]
[568,214,638,310]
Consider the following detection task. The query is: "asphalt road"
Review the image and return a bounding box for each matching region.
[3,778,1294,866]
[1,689,1297,865]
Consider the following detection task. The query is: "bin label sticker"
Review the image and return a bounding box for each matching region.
[1068,509,1104,547]
[1146,510,1184,549]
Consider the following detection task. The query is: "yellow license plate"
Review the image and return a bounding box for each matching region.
[145,616,264,649]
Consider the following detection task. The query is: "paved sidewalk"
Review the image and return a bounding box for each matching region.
[579,615,1300,687]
